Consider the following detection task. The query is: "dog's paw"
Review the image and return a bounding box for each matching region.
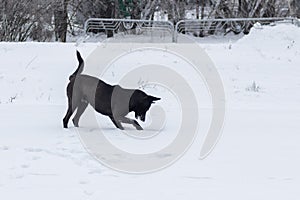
[72,119,79,127]
[136,126,143,131]
[118,127,125,130]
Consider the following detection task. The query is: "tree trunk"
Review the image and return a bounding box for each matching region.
[201,0,205,19]
[196,0,200,19]
[54,0,69,42]
[141,0,157,20]
[178,0,186,20]
[105,1,115,38]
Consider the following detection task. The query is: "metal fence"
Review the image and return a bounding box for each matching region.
[84,18,299,43]
[175,17,299,42]
[84,18,175,41]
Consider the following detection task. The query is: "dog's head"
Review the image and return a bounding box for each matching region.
[130,90,161,122]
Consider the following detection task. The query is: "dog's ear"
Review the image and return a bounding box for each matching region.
[148,96,161,104]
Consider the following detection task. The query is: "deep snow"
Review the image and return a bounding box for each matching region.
[1,24,300,200]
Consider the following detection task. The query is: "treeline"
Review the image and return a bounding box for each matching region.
[0,0,299,42]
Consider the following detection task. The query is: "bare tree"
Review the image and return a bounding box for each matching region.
[0,0,53,41]
[53,0,70,42]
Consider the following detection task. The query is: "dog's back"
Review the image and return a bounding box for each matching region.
[69,74,115,114]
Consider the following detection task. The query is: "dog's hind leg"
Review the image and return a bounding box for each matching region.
[63,100,75,128]
[63,94,79,128]
[63,82,77,128]
[72,101,88,127]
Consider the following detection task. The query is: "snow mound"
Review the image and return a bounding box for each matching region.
[231,23,300,70]
[237,23,300,49]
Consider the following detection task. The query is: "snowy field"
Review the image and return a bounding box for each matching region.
[1,24,300,199]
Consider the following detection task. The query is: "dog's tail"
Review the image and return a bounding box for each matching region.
[69,51,84,80]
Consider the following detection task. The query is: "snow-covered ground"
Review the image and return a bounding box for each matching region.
[1,24,300,199]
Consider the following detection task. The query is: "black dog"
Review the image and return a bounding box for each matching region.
[63,51,160,130]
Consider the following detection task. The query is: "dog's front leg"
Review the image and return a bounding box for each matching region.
[120,117,143,131]
[109,116,124,130]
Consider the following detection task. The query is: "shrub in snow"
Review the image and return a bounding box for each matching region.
[246,81,261,92]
